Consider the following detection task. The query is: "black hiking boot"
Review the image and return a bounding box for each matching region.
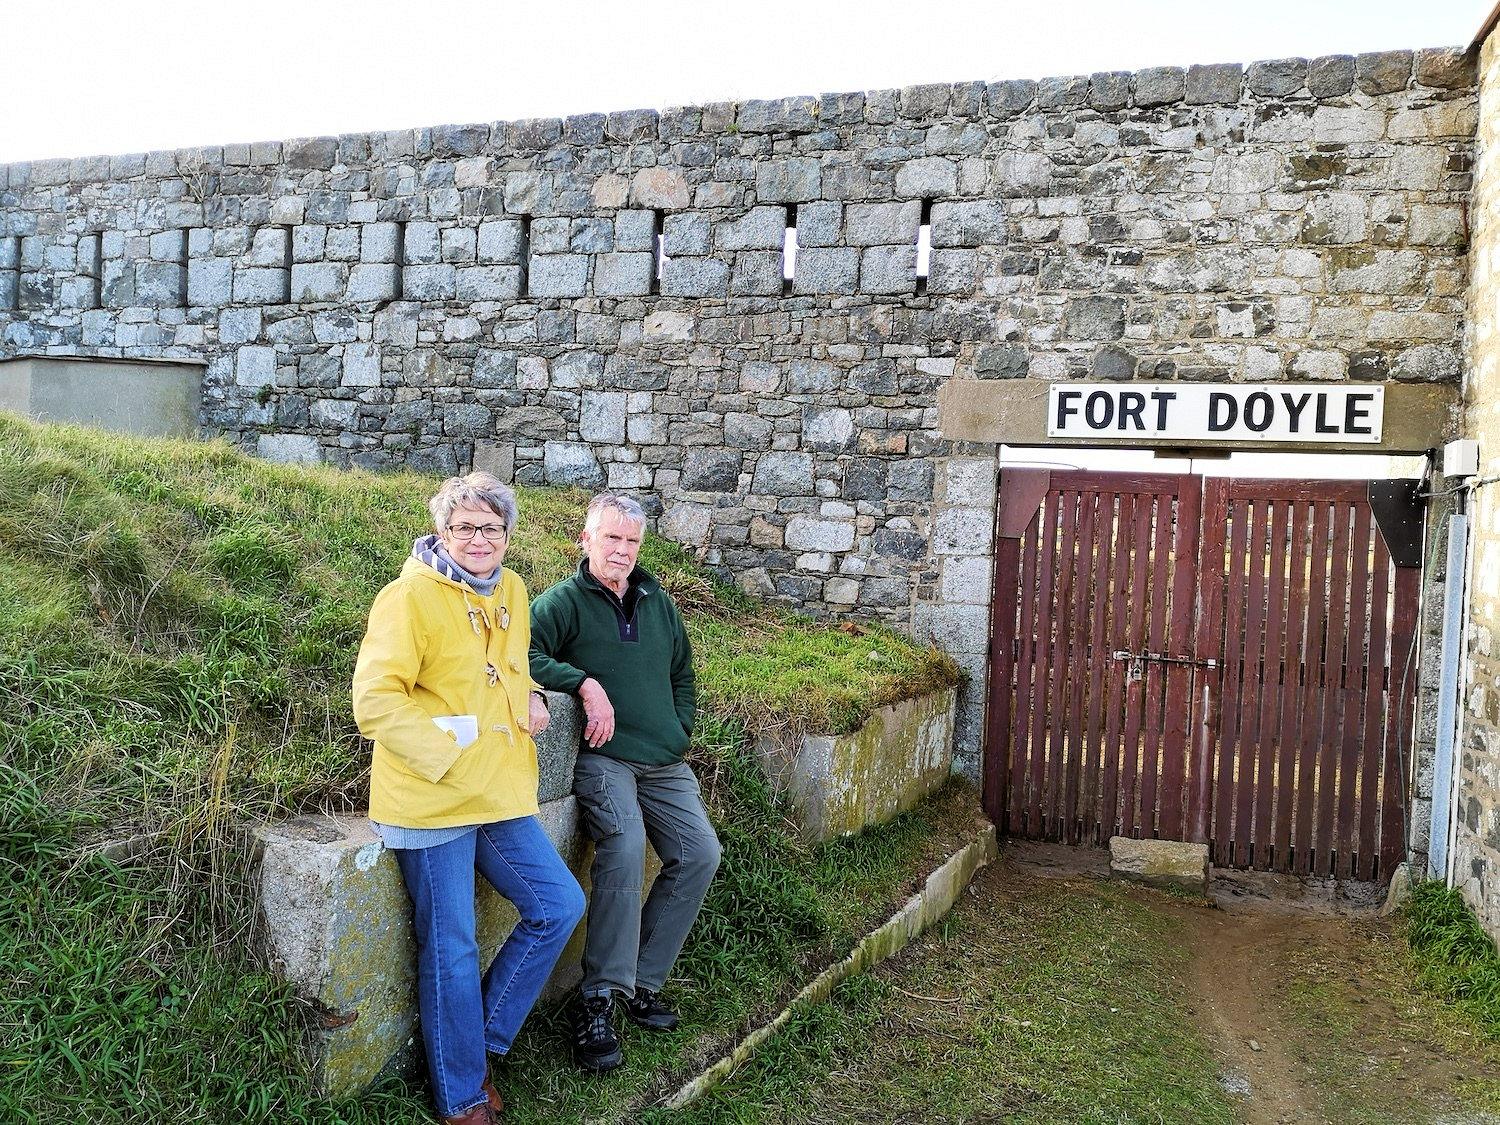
[571,992,623,1073]
[623,987,680,1031]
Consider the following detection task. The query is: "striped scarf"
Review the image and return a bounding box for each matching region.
[411,534,502,596]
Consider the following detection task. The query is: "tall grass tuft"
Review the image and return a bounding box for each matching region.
[1405,879,1500,1039]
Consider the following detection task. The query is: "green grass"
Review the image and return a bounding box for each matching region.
[660,872,1236,1125]
[1268,886,1500,1124]
[0,412,960,1123]
[1405,880,1500,1040]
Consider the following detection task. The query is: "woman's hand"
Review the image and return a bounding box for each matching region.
[578,677,616,748]
[528,692,551,736]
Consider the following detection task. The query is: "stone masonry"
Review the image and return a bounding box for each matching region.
[1461,29,1500,937]
[0,49,1475,777]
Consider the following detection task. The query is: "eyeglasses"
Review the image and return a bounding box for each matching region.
[447,523,508,541]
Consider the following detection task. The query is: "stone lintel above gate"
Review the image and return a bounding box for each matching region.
[937,377,1457,455]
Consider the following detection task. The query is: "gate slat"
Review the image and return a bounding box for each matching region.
[1008,507,1042,832]
[1119,491,1157,839]
[1026,491,1062,837]
[1313,501,1354,876]
[1100,491,1139,841]
[1336,506,1373,878]
[1137,487,1177,838]
[1234,500,1270,868]
[1188,483,1224,846]
[985,530,1021,825]
[1082,491,1116,843]
[1161,480,1203,841]
[1272,500,1310,872]
[1382,564,1421,878]
[1215,494,1248,861]
[1045,491,1082,839]
[1063,491,1099,843]
[1254,500,1291,869]
[1293,501,1333,876]
[1357,542,1393,880]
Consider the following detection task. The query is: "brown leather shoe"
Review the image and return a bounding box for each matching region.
[441,1102,496,1125]
[482,1075,504,1113]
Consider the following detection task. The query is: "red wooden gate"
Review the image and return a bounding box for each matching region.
[983,469,1420,880]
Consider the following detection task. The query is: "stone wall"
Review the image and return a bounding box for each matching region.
[0,49,1475,774]
[1460,30,1500,937]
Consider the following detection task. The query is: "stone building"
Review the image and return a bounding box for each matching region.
[5,40,1500,935]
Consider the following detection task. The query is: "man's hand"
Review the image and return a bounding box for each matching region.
[578,677,616,748]
[528,692,551,736]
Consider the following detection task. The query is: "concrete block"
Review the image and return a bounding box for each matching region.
[291,262,348,304]
[455,266,521,301]
[0,356,203,439]
[258,433,323,464]
[527,255,590,299]
[859,245,917,295]
[402,264,457,301]
[846,201,922,247]
[755,158,822,203]
[233,267,288,304]
[593,252,653,296]
[792,247,858,295]
[250,695,661,1095]
[345,264,401,303]
[754,688,956,842]
[717,206,787,251]
[731,252,784,296]
[1108,836,1209,896]
[187,257,233,307]
[661,256,729,298]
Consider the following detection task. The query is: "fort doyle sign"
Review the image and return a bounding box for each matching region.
[1047,383,1384,445]
[937,378,1451,455]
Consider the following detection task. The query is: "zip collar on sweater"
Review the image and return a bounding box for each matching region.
[577,559,656,642]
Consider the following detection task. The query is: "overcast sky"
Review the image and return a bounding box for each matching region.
[2,1,1490,164]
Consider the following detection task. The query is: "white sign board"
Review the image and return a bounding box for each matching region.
[1046,383,1384,444]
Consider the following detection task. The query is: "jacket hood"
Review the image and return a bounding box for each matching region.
[400,555,510,594]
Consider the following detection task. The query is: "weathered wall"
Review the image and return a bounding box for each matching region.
[0,49,1474,774]
[1460,30,1500,936]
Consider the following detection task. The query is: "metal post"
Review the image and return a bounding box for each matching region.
[1427,513,1468,881]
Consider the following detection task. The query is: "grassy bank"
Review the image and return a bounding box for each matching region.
[658,866,1235,1125]
[0,413,960,1123]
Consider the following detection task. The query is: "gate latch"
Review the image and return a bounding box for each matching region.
[1111,650,1219,683]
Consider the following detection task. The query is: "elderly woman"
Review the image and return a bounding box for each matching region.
[354,472,585,1125]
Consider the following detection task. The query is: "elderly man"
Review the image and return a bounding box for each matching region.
[529,493,721,1073]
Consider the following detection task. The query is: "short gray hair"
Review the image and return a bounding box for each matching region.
[429,472,518,533]
[584,493,646,532]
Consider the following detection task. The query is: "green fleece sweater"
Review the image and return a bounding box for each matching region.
[528,561,696,765]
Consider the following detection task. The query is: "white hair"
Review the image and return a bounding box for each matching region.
[428,472,518,533]
[584,493,646,532]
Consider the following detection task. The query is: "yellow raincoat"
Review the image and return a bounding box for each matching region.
[354,558,540,828]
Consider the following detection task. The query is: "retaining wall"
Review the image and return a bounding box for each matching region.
[0,50,1474,774]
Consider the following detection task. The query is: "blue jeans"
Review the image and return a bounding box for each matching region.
[393,817,586,1118]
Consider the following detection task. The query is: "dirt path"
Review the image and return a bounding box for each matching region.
[671,841,1500,1124]
[1180,906,1331,1125]
[1004,843,1500,1125]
